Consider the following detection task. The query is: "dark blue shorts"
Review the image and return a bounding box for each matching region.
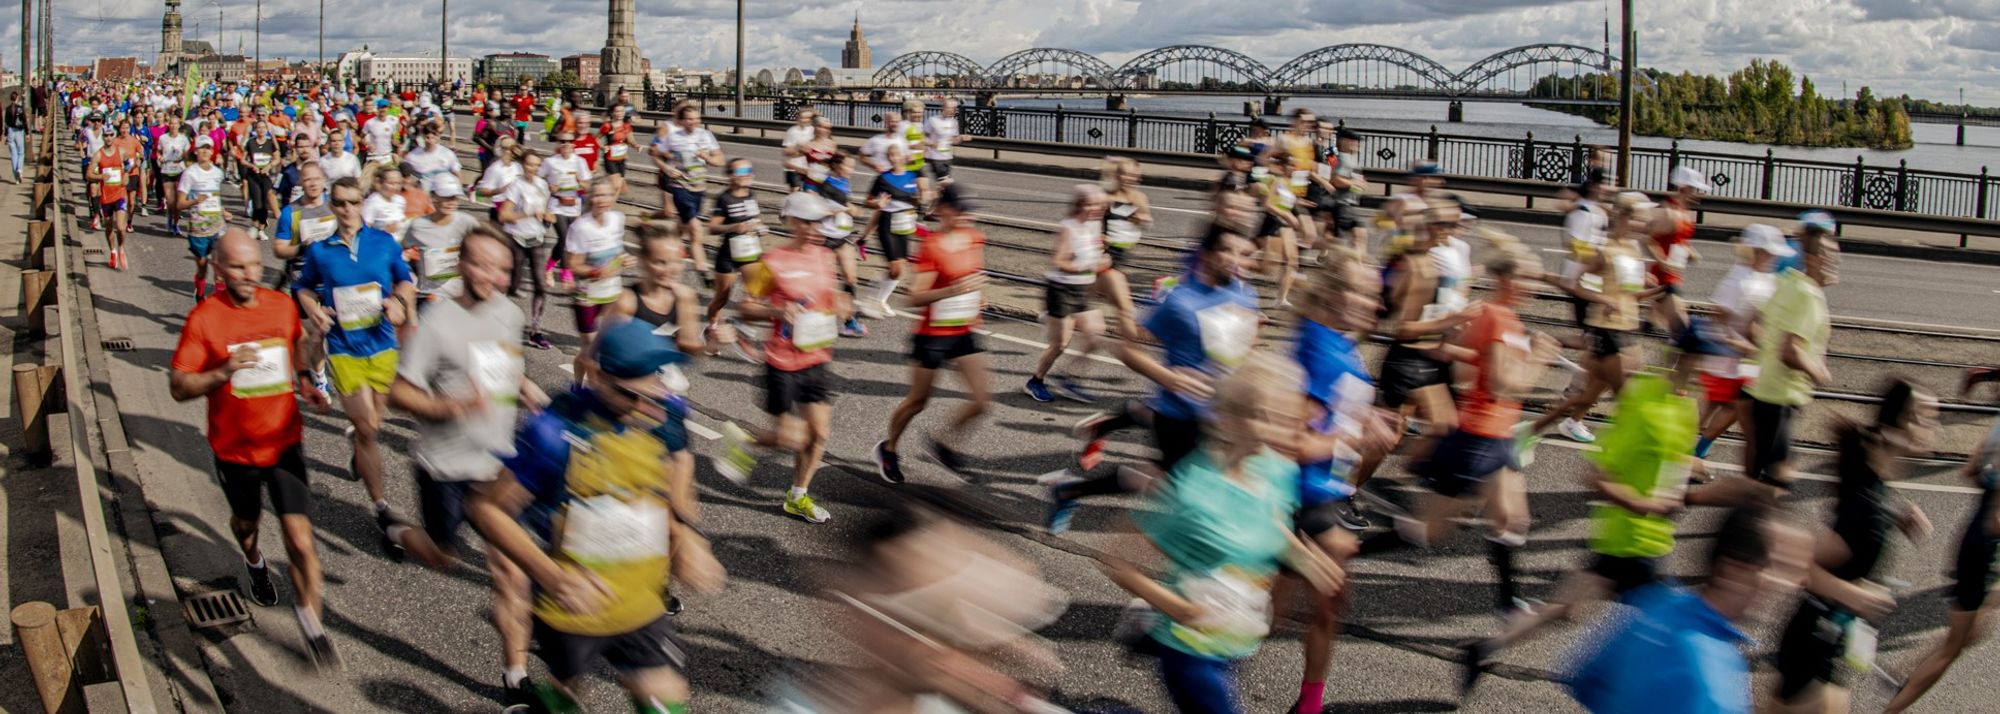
[1419,429,1517,498]
[667,186,703,224]
[187,233,218,258]
[1145,637,1241,714]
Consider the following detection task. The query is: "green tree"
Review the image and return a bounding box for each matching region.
[542,70,580,90]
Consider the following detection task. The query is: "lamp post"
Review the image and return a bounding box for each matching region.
[1615,0,1634,187]
[734,0,745,117]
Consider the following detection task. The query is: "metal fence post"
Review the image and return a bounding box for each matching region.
[1972,166,1988,248]
[1571,135,1585,183]
[1203,112,1218,154]
[1895,159,1909,212]
[847,98,857,126]
[1054,103,1066,144]
[1851,156,1866,208]
[1426,125,1440,161]
[1762,149,1776,201]
[1667,140,1682,179]
[1126,109,1138,149]
[1520,131,1536,180]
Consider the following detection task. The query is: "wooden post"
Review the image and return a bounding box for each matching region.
[27,219,51,266]
[12,363,58,457]
[55,607,111,686]
[23,269,53,336]
[10,602,84,714]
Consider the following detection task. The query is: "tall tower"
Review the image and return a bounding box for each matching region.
[160,0,185,74]
[841,14,870,69]
[597,0,644,102]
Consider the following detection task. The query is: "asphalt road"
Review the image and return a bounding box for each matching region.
[59,122,2000,713]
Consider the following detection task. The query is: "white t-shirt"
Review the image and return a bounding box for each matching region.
[859,131,907,171]
[319,151,361,182]
[498,176,550,242]
[1562,200,1609,282]
[362,115,400,159]
[564,210,626,258]
[405,145,459,191]
[158,135,191,175]
[362,193,408,237]
[177,164,229,236]
[1048,219,1104,286]
[1429,236,1473,309]
[478,160,523,195]
[539,154,592,218]
[658,125,720,158]
[1702,264,1778,377]
[782,123,816,150]
[922,116,960,158]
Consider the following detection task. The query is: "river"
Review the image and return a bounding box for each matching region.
[991,96,2000,174]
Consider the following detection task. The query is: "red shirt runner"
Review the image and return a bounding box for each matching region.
[170,287,305,466]
[757,245,841,373]
[913,228,986,337]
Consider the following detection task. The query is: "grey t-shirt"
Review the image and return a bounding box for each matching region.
[397,296,526,481]
[405,212,479,296]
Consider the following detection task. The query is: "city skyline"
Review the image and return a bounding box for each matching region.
[13,0,2000,104]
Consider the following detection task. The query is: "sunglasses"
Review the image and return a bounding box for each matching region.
[330,197,361,207]
[731,167,754,177]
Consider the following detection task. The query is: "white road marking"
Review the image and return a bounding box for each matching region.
[1533,437,1981,495]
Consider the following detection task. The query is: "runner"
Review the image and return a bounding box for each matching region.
[922,99,967,185]
[1308,127,1367,254]
[859,143,926,320]
[780,108,818,191]
[1693,226,1792,460]
[381,227,548,709]
[874,185,992,484]
[510,83,537,143]
[496,152,557,350]
[157,122,192,236]
[540,131,593,291]
[85,124,132,268]
[648,106,722,280]
[1647,166,1711,334]
[270,163,335,295]
[318,119,362,183]
[715,192,854,524]
[168,227,339,670]
[237,113,283,237]
[465,319,727,714]
[406,174,479,305]
[1278,109,1321,259]
[1740,224,1837,492]
[598,105,634,197]
[703,159,766,343]
[475,138,524,215]
[403,125,458,193]
[1048,224,1261,533]
[805,151,868,338]
[360,166,410,239]
[176,137,230,297]
[1024,185,1111,405]
[1882,408,2000,713]
[474,102,505,173]
[858,110,906,174]
[361,100,401,167]
[608,225,706,357]
[1099,157,1152,340]
[1095,353,1341,714]
[294,176,418,557]
[1767,378,1936,714]
[113,119,149,223]
[565,178,630,377]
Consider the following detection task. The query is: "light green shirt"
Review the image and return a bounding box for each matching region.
[1744,269,1827,407]
[1588,372,1697,559]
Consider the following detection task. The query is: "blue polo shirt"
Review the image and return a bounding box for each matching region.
[295,226,411,359]
[1295,319,1372,506]
[1142,276,1260,422]
[1565,583,1752,714]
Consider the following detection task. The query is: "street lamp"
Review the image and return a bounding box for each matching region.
[734,0,744,117]
[1615,0,1633,188]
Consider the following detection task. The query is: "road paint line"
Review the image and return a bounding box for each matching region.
[686,420,722,440]
[1533,437,1981,495]
[890,308,1126,367]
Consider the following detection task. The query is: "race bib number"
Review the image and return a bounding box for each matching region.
[252,152,272,168]
[1072,240,1102,271]
[556,171,580,193]
[1843,618,1879,673]
[607,144,628,160]
[1274,187,1296,210]
[422,245,460,281]
[560,496,669,567]
[931,291,981,327]
[1579,272,1604,293]
[1420,289,1467,322]
[465,340,522,405]
[792,311,836,352]
[1290,169,1311,190]
[1169,569,1273,656]
[1613,255,1644,291]
[332,282,384,331]
[807,164,829,183]
[584,274,623,305]
[1106,219,1141,249]
[102,168,123,186]
[1666,244,1690,269]
[226,339,293,398]
[1737,362,1761,381]
[1197,303,1258,370]
[298,215,337,245]
[933,144,953,161]
[161,160,184,174]
[890,210,917,236]
[728,232,763,263]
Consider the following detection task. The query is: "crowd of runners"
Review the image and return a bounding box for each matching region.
[33,75,2000,714]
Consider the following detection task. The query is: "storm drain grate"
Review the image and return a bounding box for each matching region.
[101,338,134,352]
[182,591,252,630]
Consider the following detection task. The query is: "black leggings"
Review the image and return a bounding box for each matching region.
[507,241,550,330]
[243,171,275,224]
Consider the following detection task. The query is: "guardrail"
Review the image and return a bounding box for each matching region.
[8,99,158,713]
[489,84,2000,226]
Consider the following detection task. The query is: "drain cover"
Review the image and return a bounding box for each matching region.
[182,591,252,630]
[101,338,134,352]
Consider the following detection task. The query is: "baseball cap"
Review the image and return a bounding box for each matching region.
[1670,165,1713,192]
[1335,128,1362,142]
[594,319,689,379]
[1740,224,1796,257]
[783,191,836,221]
[1411,160,1443,176]
[194,135,215,148]
[1225,145,1256,161]
[1798,209,1836,233]
[375,98,389,108]
[429,173,465,199]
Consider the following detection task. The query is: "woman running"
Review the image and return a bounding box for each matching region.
[157,122,192,236]
[705,158,766,348]
[1100,157,1153,340]
[874,186,992,485]
[810,152,868,338]
[495,152,555,349]
[1883,404,2000,713]
[860,143,926,320]
[1025,185,1111,405]
[564,177,630,376]
[1254,151,1304,309]
[1521,192,1661,453]
[1693,225,1791,460]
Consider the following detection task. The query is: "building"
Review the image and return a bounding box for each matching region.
[159,0,185,73]
[814,67,874,88]
[53,64,91,78]
[358,55,473,85]
[333,49,374,84]
[481,53,558,86]
[189,55,248,83]
[92,58,142,81]
[841,15,871,69]
[562,54,601,87]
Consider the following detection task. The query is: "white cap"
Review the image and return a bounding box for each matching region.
[1670,165,1713,192]
[429,173,465,199]
[193,135,215,148]
[782,191,836,221]
[1615,191,1657,212]
[1740,224,1796,257]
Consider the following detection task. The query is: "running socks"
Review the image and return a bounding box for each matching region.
[503,667,528,688]
[871,275,899,307]
[1297,681,1326,714]
[1694,436,1716,459]
[1486,532,1527,613]
[295,606,325,638]
[788,486,808,500]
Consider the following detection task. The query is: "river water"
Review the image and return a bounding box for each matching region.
[992,96,2000,175]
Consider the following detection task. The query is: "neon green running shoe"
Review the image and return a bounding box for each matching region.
[784,493,830,524]
[716,423,756,485]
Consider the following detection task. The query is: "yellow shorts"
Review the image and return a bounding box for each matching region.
[327,350,398,396]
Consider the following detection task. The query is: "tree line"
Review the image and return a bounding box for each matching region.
[1531,59,1913,150]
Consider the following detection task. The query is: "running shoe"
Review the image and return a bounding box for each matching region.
[1458,641,1493,699]
[528,332,553,350]
[501,676,539,713]
[246,564,279,606]
[839,317,868,338]
[310,367,333,398]
[873,440,905,485]
[303,630,345,673]
[930,438,973,482]
[1023,377,1054,403]
[1511,423,1540,470]
[1054,377,1097,404]
[1500,597,1544,622]
[377,509,408,562]
[783,493,830,523]
[1332,500,1372,531]
[665,595,684,617]
[857,298,890,320]
[1073,411,1114,471]
[1557,417,1596,444]
[1046,481,1081,535]
[716,424,757,485]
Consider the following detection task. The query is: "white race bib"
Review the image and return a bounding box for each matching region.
[1290,170,1311,190]
[299,215,336,245]
[792,311,836,352]
[466,340,522,405]
[1843,618,1879,673]
[1666,244,1690,269]
[1107,219,1141,249]
[584,274,623,305]
[931,291,981,327]
[556,171,580,193]
[1197,303,1258,370]
[560,496,669,567]
[332,282,384,331]
[1172,569,1273,655]
[807,164,829,183]
[728,232,763,262]
[1580,272,1604,293]
[1613,255,1644,291]
[1737,362,1761,381]
[890,210,917,236]
[933,144,953,161]
[252,152,272,168]
[607,143,628,160]
[102,167,123,186]
[226,339,293,398]
[161,160,184,174]
[422,245,460,281]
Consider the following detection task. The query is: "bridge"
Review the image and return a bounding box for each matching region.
[864,43,1619,117]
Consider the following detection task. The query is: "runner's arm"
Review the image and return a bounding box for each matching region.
[672,285,706,355]
[1778,332,1830,386]
[1096,514,1203,624]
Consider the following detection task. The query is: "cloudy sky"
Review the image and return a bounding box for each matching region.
[10,0,2000,103]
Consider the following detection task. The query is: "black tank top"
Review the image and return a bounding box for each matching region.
[1829,431,1895,582]
[629,286,678,332]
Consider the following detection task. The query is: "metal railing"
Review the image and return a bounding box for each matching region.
[481,85,2000,224]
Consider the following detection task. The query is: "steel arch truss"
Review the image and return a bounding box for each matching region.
[983,48,1118,88]
[872,51,988,87]
[1269,44,1456,92]
[1113,45,1273,91]
[1456,44,1611,92]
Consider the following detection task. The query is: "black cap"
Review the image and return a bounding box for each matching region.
[1336,128,1363,142]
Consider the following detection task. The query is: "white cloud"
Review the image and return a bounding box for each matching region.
[34,0,2000,103]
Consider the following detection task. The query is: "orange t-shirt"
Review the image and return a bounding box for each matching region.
[757,244,840,373]
[170,288,305,466]
[913,228,986,337]
[1454,304,1528,438]
[95,149,129,204]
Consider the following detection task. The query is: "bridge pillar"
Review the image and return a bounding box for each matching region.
[1105,94,1128,111]
[1959,117,1967,146]
[1447,101,1465,123]
[976,91,997,108]
[1262,95,1283,115]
